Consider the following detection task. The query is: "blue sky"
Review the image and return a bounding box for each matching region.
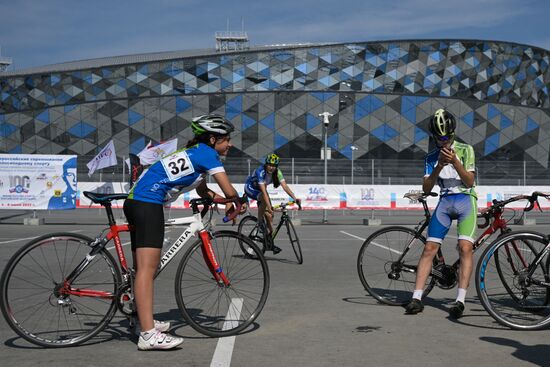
[1,0,549,71]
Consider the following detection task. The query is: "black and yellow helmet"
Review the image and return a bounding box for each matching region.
[265,153,280,166]
[191,114,234,136]
[429,108,456,138]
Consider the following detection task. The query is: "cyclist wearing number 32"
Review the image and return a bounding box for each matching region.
[123,114,243,350]
[405,109,477,319]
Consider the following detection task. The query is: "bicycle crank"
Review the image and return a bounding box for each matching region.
[432,264,458,289]
[116,283,137,316]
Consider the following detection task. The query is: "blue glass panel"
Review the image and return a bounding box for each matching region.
[487,104,501,120]
[311,92,337,102]
[128,110,144,125]
[327,133,338,150]
[340,144,354,159]
[220,78,232,90]
[306,113,320,130]
[462,112,474,127]
[414,127,429,143]
[401,96,416,123]
[225,95,242,120]
[526,117,539,133]
[484,133,500,155]
[260,113,275,130]
[500,115,513,129]
[233,68,245,82]
[275,133,288,149]
[196,64,208,76]
[242,115,256,130]
[176,98,191,114]
[296,63,308,74]
[371,124,399,142]
[36,110,50,124]
[50,75,61,86]
[138,65,148,75]
[0,122,17,137]
[68,121,96,138]
[130,137,146,155]
[64,104,77,113]
[273,52,292,61]
[9,145,22,154]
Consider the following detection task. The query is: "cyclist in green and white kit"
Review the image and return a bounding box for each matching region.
[405,109,477,319]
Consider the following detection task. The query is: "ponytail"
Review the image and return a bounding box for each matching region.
[186,134,214,148]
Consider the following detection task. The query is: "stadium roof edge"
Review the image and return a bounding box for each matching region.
[1,38,548,77]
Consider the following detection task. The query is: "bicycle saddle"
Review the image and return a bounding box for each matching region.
[404,192,438,201]
[83,191,128,204]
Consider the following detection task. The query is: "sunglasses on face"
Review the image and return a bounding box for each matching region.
[436,135,452,142]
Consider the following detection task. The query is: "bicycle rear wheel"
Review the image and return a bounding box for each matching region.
[476,231,550,330]
[237,215,266,256]
[357,226,434,306]
[0,233,121,347]
[285,219,303,264]
[175,231,269,337]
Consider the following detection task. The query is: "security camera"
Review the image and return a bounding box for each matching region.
[318,112,333,126]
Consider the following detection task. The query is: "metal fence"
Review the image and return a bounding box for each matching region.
[82,157,550,186]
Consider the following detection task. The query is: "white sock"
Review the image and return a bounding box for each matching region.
[456,288,467,303]
[412,289,423,300]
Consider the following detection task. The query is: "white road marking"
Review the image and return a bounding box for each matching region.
[340,230,402,255]
[210,298,244,367]
[0,229,84,244]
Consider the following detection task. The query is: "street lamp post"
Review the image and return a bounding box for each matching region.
[351,145,358,184]
[318,112,333,223]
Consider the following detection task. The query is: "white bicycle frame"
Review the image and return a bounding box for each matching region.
[157,212,208,271]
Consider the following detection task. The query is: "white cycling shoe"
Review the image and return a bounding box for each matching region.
[133,319,171,335]
[137,330,184,351]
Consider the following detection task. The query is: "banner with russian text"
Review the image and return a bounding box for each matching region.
[0,154,77,210]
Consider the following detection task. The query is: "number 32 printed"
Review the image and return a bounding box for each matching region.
[161,151,195,181]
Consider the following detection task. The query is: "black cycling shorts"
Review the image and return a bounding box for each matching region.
[123,198,164,250]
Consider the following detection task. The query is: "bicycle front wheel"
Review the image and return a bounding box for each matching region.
[476,231,550,330]
[285,219,303,264]
[237,215,266,255]
[357,226,433,306]
[0,233,121,347]
[175,231,270,337]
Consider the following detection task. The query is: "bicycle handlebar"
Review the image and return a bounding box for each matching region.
[189,195,247,223]
[477,191,550,228]
[272,200,302,211]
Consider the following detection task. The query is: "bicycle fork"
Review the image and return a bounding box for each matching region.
[199,230,231,287]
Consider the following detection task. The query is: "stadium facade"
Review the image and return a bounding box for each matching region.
[1,39,549,182]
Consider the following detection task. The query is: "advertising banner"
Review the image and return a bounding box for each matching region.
[75,182,550,211]
[0,154,77,210]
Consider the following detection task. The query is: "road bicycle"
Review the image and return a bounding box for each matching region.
[0,191,269,347]
[237,201,303,264]
[357,191,543,306]
[476,192,550,330]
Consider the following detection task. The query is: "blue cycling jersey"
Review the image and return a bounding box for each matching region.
[128,143,224,204]
[424,141,476,197]
[244,165,285,201]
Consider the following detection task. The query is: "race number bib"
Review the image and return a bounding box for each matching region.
[161,151,195,181]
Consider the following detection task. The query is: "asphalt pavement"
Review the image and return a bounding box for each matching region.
[0,209,549,367]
